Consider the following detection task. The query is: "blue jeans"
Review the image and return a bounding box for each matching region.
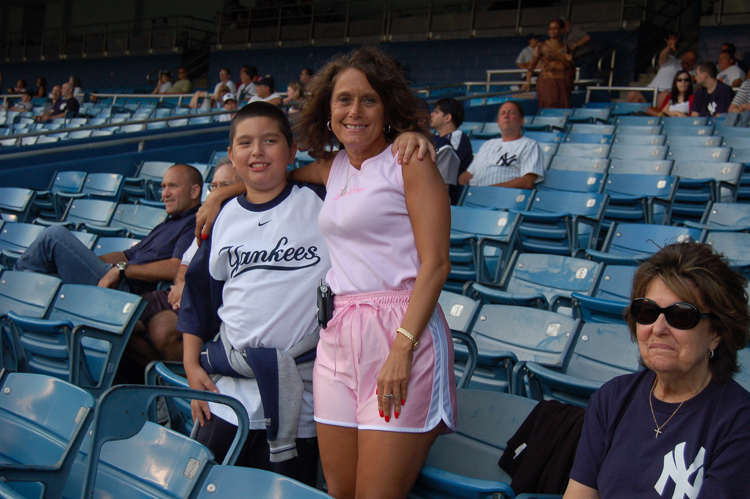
[15,225,119,287]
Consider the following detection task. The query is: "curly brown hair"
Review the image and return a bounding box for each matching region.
[625,241,750,383]
[293,45,430,160]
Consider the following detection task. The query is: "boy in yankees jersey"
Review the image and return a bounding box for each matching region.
[179,102,330,485]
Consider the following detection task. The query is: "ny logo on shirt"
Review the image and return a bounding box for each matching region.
[498,153,518,167]
[654,442,705,499]
[707,102,717,116]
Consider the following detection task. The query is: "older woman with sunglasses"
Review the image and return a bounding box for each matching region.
[564,241,750,499]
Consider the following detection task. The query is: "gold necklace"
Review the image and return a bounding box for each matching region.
[649,378,684,438]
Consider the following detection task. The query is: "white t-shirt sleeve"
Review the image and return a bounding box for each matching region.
[181,240,199,266]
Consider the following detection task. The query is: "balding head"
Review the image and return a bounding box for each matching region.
[211,160,243,191]
[161,164,202,215]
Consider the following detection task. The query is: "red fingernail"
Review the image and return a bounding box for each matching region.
[201,233,208,240]
[395,411,399,419]
[375,388,378,395]
[379,410,384,418]
[401,399,405,405]
[385,416,390,423]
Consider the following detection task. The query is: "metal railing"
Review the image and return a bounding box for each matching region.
[585,85,659,104]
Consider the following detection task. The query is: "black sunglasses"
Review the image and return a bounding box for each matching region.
[676,78,691,82]
[630,297,711,330]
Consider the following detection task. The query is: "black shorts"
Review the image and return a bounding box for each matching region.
[195,414,319,487]
[139,289,174,324]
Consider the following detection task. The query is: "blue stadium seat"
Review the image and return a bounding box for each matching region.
[670,162,742,223]
[123,161,174,202]
[564,133,613,144]
[614,115,660,126]
[459,121,484,137]
[518,322,640,407]
[536,170,605,193]
[538,142,559,156]
[611,102,650,115]
[93,236,140,256]
[522,131,565,143]
[662,125,715,137]
[609,144,668,160]
[555,143,611,159]
[518,190,608,256]
[568,123,616,135]
[84,203,167,239]
[7,284,146,397]
[0,372,96,499]
[548,156,610,173]
[571,264,635,324]
[665,135,723,148]
[537,108,573,117]
[523,116,567,132]
[586,223,703,265]
[662,116,708,127]
[614,125,663,136]
[144,361,194,435]
[470,138,487,153]
[466,304,579,391]
[459,186,534,211]
[467,252,599,313]
[0,189,36,224]
[472,122,500,139]
[569,107,611,123]
[77,173,124,201]
[730,148,750,164]
[36,199,117,231]
[721,136,750,149]
[32,171,87,221]
[719,127,750,139]
[607,158,673,175]
[667,146,731,163]
[0,224,45,266]
[603,173,678,225]
[447,206,520,288]
[413,390,540,499]
[683,202,750,232]
[704,231,750,275]
[438,291,482,335]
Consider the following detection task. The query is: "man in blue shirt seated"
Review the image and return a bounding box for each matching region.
[14,163,202,295]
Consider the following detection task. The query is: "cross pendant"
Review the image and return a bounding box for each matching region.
[654,428,661,438]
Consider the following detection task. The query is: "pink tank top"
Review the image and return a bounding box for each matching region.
[319,147,421,295]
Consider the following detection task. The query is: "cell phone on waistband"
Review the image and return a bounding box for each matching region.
[316,278,335,329]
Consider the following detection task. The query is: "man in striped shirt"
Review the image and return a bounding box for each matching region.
[458,101,544,189]
[729,79,750,113]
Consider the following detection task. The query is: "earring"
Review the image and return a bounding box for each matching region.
[709,350,715,359]
[384,124,392,134]
[327,120,332,131]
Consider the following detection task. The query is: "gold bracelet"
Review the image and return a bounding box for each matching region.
[396,327,419,350]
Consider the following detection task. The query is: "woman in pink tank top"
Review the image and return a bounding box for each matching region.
[292,46,456,499]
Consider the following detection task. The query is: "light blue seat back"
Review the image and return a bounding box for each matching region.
[609,145,668,160]
[663,125,715,137]
[614,115,661,126]
[691,202,750,231]
[556,143,611,159]
[607,159,673,175]
[537,170,605,193]
[603,173,678,224]
[665,135,723,148]
[81,173,124,201]
[564,133,613,144]
[93,237,140,256]
[615,125,663,135]
[523,131,564,143]
[0,188,36,223]
[587,223,702,265]
[570,108,611,123]
[459,186,533,211]
[662,116,707,127]
[0,223,45,259]
[612,133,667,146]
[109,203,167,238]
[569,123,616,135]
[548,156,610,173]
[667,146,732,163]
[704,231,750,275]
[65,199,118,228]
[0,271,61,319]
[438,291,481,334]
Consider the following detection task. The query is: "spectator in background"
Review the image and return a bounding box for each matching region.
[561,17,598,82]
[249,75,282,106]
[299,67,314,85]
[7,90,33,112]
[8,78,27,94]
[728,79,750,113]
[47,82,79,119]
[692,61,734,117]
[36,85,62,122]
[237,65,258,100]
[516,33,540,70]
[152,71,174,94]
[283,80,304,115]
[628,36,697,108]
[213,68,236,102]
[717,50,745,88]
[190,84,230,110]
[647,70,694,117]
[69,76,83,101]
[220,93,238,122]
[168,67,193,94]
[722,42,749,74]
[431,97,474,203]
[523,19,574,109]
[459,100,544,189]
[36,77,47,98]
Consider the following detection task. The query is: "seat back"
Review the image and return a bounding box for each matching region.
[699,202,750,231]
[65,199,118,228]
[662,116,707,127]
[609,145,668,160]
[525,116,567,131]
[556,143,611,159]
[564,133,613,144]
[538,141,558,156]
[614,115,661,126]
[81,173,124,200]
[0,223,45,257]
[667,146,732,163]
[607,159,673,175]
[614,124,663,135]
[0,372,95,499]
[136,161,174,182]
[663,125,715,136]
[599,223,702,260]
[523,131,564,143]
[537,108,573,117]
[438,291,481,334]
[93,237,140,256]
[549,156,610,173]
[459,186,533,211]
[570,108,610,123]
[49,171,87,195]
[666,135,723,148]
[704,231,750,275]
[0,188,36,223]
[0,270,61,318]
[569,123,616,135]
[537,170,605,193]
[612,133,667,146]
[109,203,167,238]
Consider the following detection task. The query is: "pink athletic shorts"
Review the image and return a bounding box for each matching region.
[313,290,457,433]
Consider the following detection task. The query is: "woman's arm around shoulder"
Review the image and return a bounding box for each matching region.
[290,156,333,187]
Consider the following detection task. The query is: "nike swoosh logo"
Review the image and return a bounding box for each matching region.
[259,221,271,226]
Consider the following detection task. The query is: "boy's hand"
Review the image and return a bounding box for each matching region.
[185,362,219,427]
[391,133,437,165]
